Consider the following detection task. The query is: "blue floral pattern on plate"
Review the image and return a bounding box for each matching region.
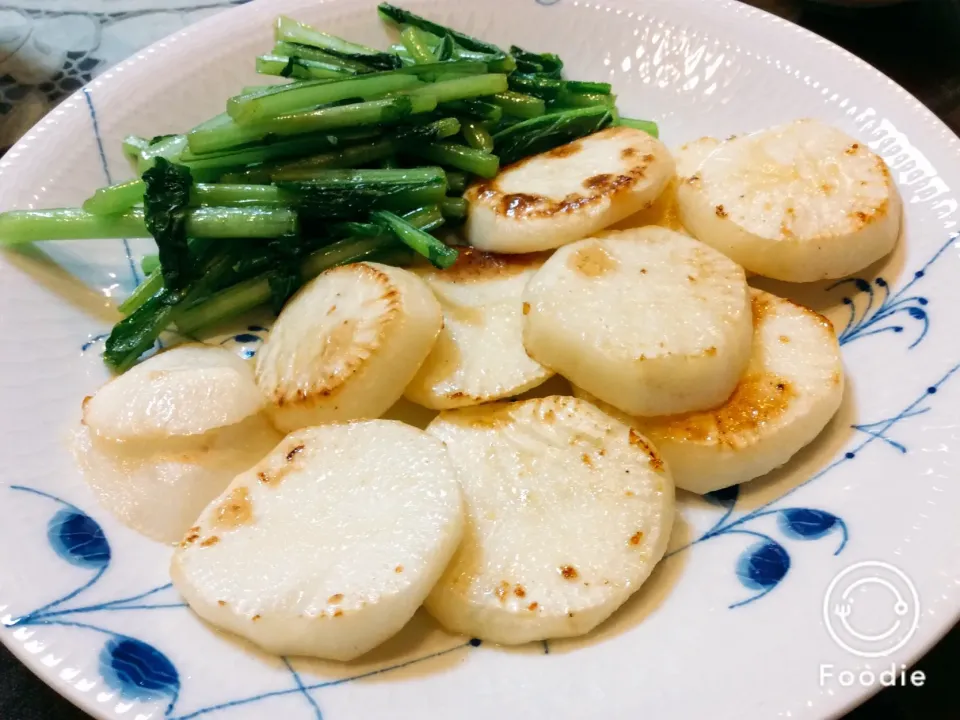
[4,485,481,719]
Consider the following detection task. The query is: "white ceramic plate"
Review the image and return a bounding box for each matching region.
[2,1,959,718]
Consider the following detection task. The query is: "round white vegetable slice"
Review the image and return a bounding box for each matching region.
[464,126,675,253]
[676,119,901,281]
[522,226,752,416]
[82,344,265,442]
[573,289,844,493]
[72,415,281,544]
[256,262,442,432]
[425,396,674,644]
[404,249,553,409]
[170,421,463,661]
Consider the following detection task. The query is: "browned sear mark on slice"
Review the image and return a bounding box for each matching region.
[395,565,404,573]
[471,137,651,220]
[527,602,539,611]
[215,486,254,529]
[715,204,728,218]
[217,600,227,607]
[546,140,582,158]
[657,374,796,447]
[439,247,548,282]
[581,453,594,468]
[494,581,510,601]
[779,335,790,344]
[570,244,618,278]
[200,536,219,548]
[750,294,775,326]
[559,565,579,580]
[259,443,308,486]
[328,593,344,603]
[845,143,860,155]
[252,614,261,622]
[522,302,531,315]
[583,173,640,194]
[514,585,526,598]
[629,531,644,546]
[704,346,717,357]
[180,526,201,548]
[286,444,305,462]
[500,193,542,217]
[333,609,343,617]
[621,146,640,159]
[464,408,511,430]
[628,429,665,471]
[583,173,615,190]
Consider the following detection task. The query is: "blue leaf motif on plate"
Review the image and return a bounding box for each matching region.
[704,484,740,509]
[777,508,838,540]
[46,508,110,569]
[735,540,790,591]
[100,637,179,703]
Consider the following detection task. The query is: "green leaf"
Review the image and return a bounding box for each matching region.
[267,232,303,313]
[141,158,193,291]
[509,45,564,78]
[378,3,508,59]
[381,94,415,123]
[494,106,613,165]
[148,134,179,146]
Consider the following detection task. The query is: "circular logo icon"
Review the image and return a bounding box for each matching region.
[823,561,920,658]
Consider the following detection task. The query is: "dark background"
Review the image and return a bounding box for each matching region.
[1,0,958,718]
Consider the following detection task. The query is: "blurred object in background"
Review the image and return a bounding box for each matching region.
[746,0,803,18]
[749,0,960,132]
[0,1,250,154]
[809,0,914,6]
[809,0,914,7]
[797,0,960,130]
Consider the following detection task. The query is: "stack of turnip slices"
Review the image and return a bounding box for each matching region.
[75,118,898,660]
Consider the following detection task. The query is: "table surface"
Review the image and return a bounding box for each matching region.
[0,0,958,717]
